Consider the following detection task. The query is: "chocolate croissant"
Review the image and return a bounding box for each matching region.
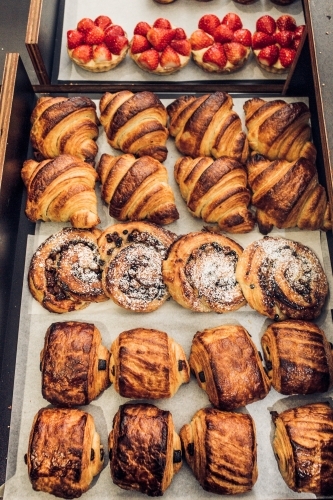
[243,98,317,163]
[261,320,333,395]
[180,407,258,494]
[97,153,179,225]
[26,407,104,498]
[99,91,169,162]
[109,328,190,399]
[22,154,100,228]
[174,156,254,233]
[247,153,331,234]
[109,403,182,496]
[30,96,99,164]
[271,402,333,495]
[41,321,110,406]
[167,92,249,162]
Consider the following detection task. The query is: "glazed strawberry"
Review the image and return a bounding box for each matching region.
[77,18,95,34]
[276,15,297,32]
[258,45,279,67]
[173,28,187,40]
[198,14,220,36]
[160,46,181,69]
[147,28,175,51]
[94,15,112,31]
[202,43,227,69]
[213,25,234,44]
[221,13,243,32]
[105,34,129,55]
[233,29,252,47]
[93,43,112,63]
[85,26,105,45]
[279,47,296,68]
[170,39,191,56]
[273,30,293,48]
[131,34,151,54]
[134,21,151,37]
[224,42,247,65]
[294,25,305,40]
[71,45,93,64]
[67,30,84,49]
[153,18,172,29]
[256,15,276,36]
[190,29,214,50]
[252,32,275,50]
[105,25,125,37]
[137,48,159,71]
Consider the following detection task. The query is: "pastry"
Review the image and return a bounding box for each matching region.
[67,15,129,72]
[28,227,108,313]
[271,402,333,495]
[162,230,246,313]
[109,328,190,399]
[25,407,104,498]
[99,90,169,162]
[40,321,110,406]
[244,97,317,163]
[30,96,99,164]
[109,403,182,496]
[261,320,333,395]
[190,324,270,409]
[236,236,329,321]
[180,408,258,494]
[174,156,254,233]
[22,154,100,228]
[97,153,179,225]
[167,92,249,162]
[190,13,252,73]
[98,221,177,312]
[129,18,191,75]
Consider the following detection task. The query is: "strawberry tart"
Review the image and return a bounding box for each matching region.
[67,15,129,72]
[253,14,305,73]
[190,13,252,73]
[129,18,191,75]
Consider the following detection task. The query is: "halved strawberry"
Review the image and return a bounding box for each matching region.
[276,15,297,32]
[273,30,293,48]
[279,47,296,68]
[173,27,187,40]
[67,29,84,49]
[292,38,301,51]
[190,29,213,50]
[258,44,279,67]
[202,43,227,69]
[134,21,151,37]
[256,15,276,36]
[147,28,175,52]
[93,43,112,63]
[71,44,93,63]
[105,25,125,37]
[170,39,191,56]
[252,31,275,50]
[293,25,306,40]
[221,13,243,32]
[213,24,234,44]
[160,46,180,69]
[233,28,252,47]
[138,48,159,71]
[153,18,172,29]
[94,16,112,31]
[105,34,129,55]
[198,14,220,37]
[84,26,105,45]
[224,41,247,65]
[77,18,95,34]
[131,34,151,54]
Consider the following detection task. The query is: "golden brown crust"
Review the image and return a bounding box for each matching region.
[97,153,179,225]
[180,408,257,494]
[109,403,182,496]
[271,402,333,495]
[40,321,110,406]
[26,407,104,499]
[261,320,333,395]
[22,154,100,228]
[162,230,246,313]
[109,328,190,399]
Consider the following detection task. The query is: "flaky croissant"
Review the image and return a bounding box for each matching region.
[30,96,99,164]
[243,98,317,163]
[247,153,331,234]
[97,153,179,225]
[21,154,100,228]
[174,156,254,233]
[99,91,169,162]
[167,92,249,162]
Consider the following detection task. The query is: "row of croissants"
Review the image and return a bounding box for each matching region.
[22,91,332,234]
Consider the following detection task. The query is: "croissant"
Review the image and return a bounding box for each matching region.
[30,96,99,164]
[180,408,258,494]
[21,154,100,228]
[99,90,169,162]
[243,98,317,163]
[174,156,254,233]
[271,402,333,495]
[167,92,249,162]
[97,153,179,225]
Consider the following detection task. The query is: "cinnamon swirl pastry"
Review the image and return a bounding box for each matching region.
[28,228,108,313]
[261,320,333,395]
[109,328,190,399]
[98,221,177,312]
[271,402,333,495]
[180,408,258,494]
[162,230,246,313]
[236,236,328,321]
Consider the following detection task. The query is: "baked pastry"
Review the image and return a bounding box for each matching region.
[244,97,317,163]
[109,403,182,496]
[98,221,177,312]
[162,230,246,313]
[99,90,169,162]
[67,15,128,72]
[97,153,179,225]
[40,321,110,406]
[180,407,258,494]
[167,92,249,162]
[247,153,331,234]
[109,328,190,399]
[190,13,252,73]
[261,320,333,395]
[22,154,100,228]
[271,402,333,495]
[28,227,108,313]
[190,324,270,409]
[174,156,254,233]
[129,18,191,75]
[270,0,296,4]
[30,96,99,164]
[236,236,329,321]
[26,407,104,498]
